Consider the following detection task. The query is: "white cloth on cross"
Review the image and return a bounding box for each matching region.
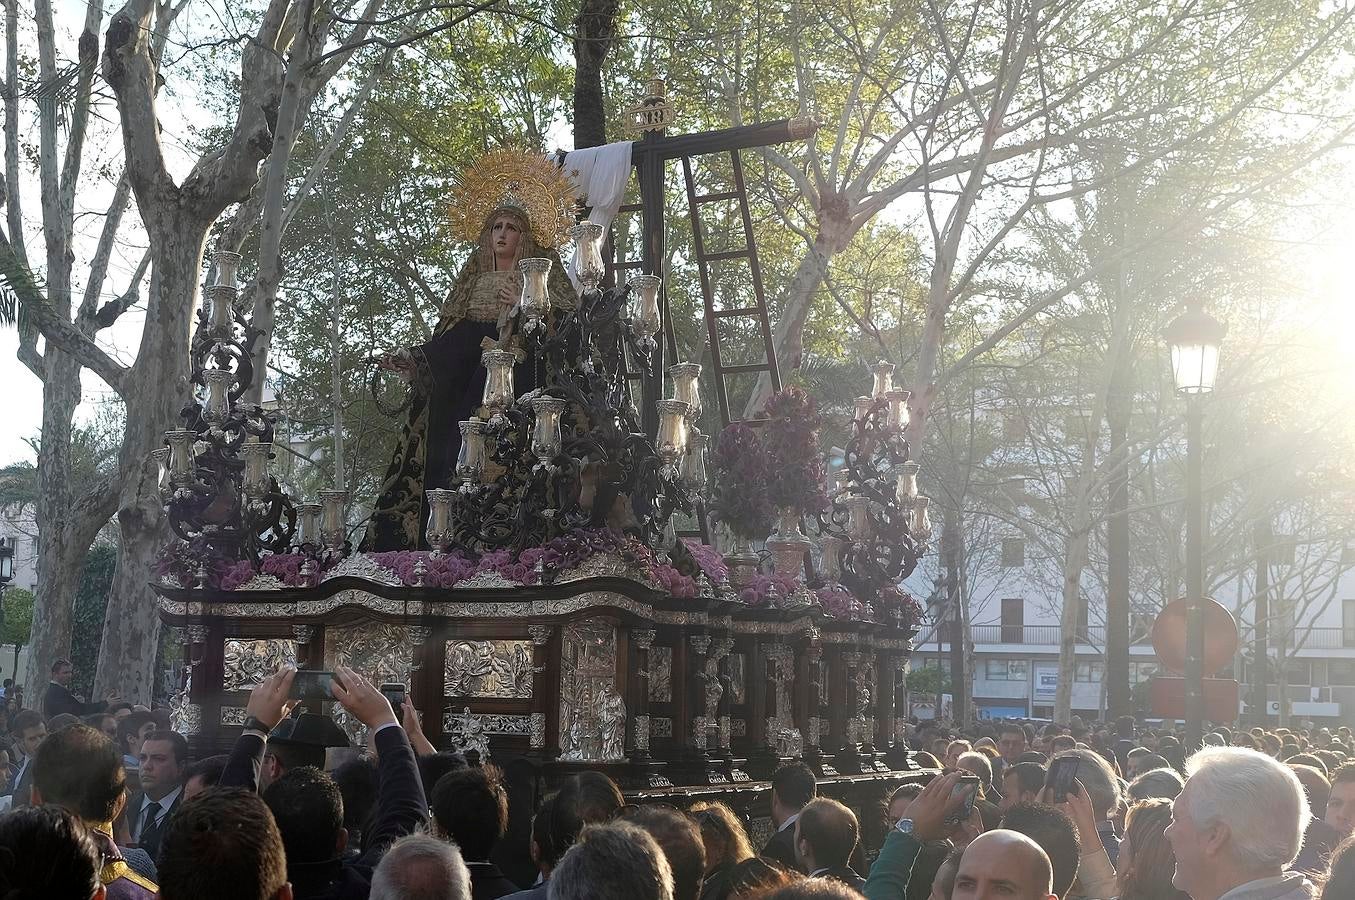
[556,141,635,289]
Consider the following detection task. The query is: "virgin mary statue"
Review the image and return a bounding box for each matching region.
[364,149,579,551]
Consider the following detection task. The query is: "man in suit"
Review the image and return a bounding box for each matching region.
[43,657,118,719]
[7,709,46,808]
[32,722,157,898]
[129,729,187,862]
[793,798,866,893]
[761,762,817,871]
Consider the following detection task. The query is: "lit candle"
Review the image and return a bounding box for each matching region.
[819,534,844,582]
[209,284,235,333]
[872,360,895,399]
[854,396,873,423]
[530,396,566,466]
[480,349,516,414]
[845,495,873,541]
[655,399,690,468]
[669,362,702,421]
[894,461,920,504]
[203,368,234,422]
[629,275,662,340]
[569,221,606,292]
[519,258,553,326]
[456,418,487,484]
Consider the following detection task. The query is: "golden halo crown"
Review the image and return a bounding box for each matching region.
[448,148,579,250]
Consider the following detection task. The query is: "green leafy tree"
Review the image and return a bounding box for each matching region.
[0,588,34,681]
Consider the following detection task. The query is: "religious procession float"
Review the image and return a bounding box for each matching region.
[150,84,933,837]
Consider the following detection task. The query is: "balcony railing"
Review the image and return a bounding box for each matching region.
[919,624,1355,651]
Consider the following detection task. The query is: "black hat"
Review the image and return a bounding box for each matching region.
[268,713,350,749]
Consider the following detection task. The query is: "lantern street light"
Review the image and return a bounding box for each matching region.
[1163,304,1225,751]
[0,537,15,640]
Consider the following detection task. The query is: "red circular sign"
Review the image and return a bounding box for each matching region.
[1150,598,1239,676]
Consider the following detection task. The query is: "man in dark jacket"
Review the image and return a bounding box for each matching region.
[794,798,866,893]
[762,763,817,871]
[43,657,117,719]
[221,664,428,900]
[431,765,520,899]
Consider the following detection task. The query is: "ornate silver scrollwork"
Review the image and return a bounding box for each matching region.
[220,706,249,726]
[234,574,286,591]
[729,653,746,704]
[632,628,656,652]
[187,624,210,643]
[325,623,414,745]
[649,646,672,701]
[653,717,673,738]
[321,553,403,586]
[634,714,651,751]
[444,640,533,698]
[446,707,492,760]
[292,625,315,645]
[527,624,553,646]
[710,636,733,661]
[808,715,822,748]
[530,712,546,749]
[690,634,711,656]
[223,639,298,691]
[171,701,202,736]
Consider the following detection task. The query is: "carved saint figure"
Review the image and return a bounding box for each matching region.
[597,684,627,760]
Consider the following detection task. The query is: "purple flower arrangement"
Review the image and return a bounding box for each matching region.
[681,538,729,584]
[759,387,829,514]
[710,422,774,539]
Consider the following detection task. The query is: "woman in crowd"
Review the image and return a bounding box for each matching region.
[727,857,801,899]
[1321,833,1355,899]
[691,801,755,900]
[1116,798,1188,900]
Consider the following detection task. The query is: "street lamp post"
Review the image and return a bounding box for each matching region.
[0,537,14,640]
[1163,306,1226,752]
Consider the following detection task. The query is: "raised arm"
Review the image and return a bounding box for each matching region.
[219,666,297,792]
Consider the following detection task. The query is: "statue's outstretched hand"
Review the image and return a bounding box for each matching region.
[375,351,415,382]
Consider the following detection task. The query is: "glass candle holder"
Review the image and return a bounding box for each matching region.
[209,284,235,333]
[911,496,931,537]
[318,489,349,552]
[480,349,516,414]
[519,258,553,323]
[886,389,912,431]
[151,447,172,499]
[669,362,702,421]
[872,360,895,399]
[894,461,920,504]
[456,418,487,484]
[165,430,196,484]
[854,396,874,423]
[213,250,242,289]
[629,275,662,340]
[819,534,844,582]
[296,503,322,546]
[680,427,708,492]
[203,368,234,422]
[241,440,271,500]
[655,399,691,467]
[530,396,566,466]
[569,221,606,292]
[845,494,873,541]
[425,488,456,554]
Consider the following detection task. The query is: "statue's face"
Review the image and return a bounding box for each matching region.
[490,214,523,259]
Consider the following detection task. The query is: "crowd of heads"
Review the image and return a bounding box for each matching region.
[7,658,1355,900]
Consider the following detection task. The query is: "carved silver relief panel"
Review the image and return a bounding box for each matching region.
[325,623,414,746]
[648,646,672,702]
[223,639,297,691]
[220,706,249,726]
[558,618,627,761]
[443,640,534,698]
[652,717,673,738]
[728,653,746,704]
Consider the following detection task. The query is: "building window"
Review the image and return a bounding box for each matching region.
[1286,660,1311,686]
[1344,600,1355,648]
[1001,598,1024,643]
[1330,660,1355,686]
[1075,661,1104,682]
[1001,537,1026,568]
[984,659,1029,682]
[1128,662,1159,684]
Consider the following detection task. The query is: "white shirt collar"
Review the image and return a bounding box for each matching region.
[777,812,801,833]
[141,784,183,815]
[1218,875,1290,900]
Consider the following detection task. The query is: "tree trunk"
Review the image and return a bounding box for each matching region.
[1105,356,1132,719]
[1054,515,1092,724]
[572,0,618,150]
[93,224,202,702]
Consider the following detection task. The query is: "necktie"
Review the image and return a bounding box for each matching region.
[139,800,162,844]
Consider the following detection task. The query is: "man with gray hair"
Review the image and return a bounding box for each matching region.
[1165,746,1315,900]
[369,833,472,900]
[548,821,674,900]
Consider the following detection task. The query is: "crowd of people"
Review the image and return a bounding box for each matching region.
[2,658,1355,900]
